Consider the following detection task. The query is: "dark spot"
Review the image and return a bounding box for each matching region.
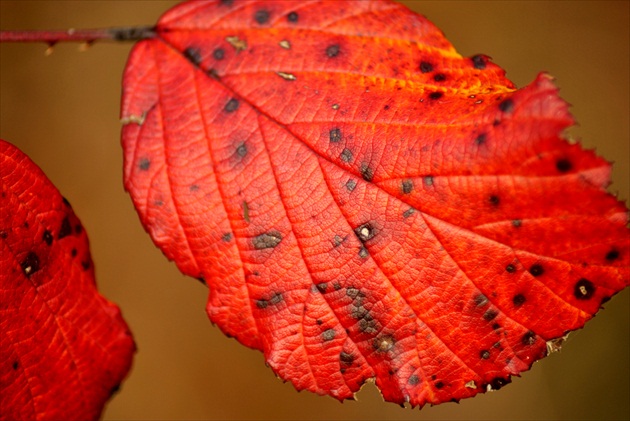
[490,377,509,390]
[424,175,434,186]
[322,328,336,342]
[428,92,443,100]
[340,351,355,365]
[253,231,282,250]
[333,235,344,247]
[512,294,526,307]
[360,163,374,182]
[139,158,150,171]
[403,208,415,218]
[23,221,29,228]
[522,331,536,346]
[0,231,6,239]
[529,264,544,277]
[574,278,595,300]
[505,264,516,273]
[256,299,268,309]
[71,248,77,257]
[384,104,390,110]
[492,323,501,330]
[254,9,270,24]
[236,142,247,157]
[213,48,225,60]
[316,319,323,325]
[346,287,361,299]
[329,128,342,143]
[81,259,90,270]
[419,61,433,73]
[605,249,619,261]
[109,383,121,397]
[326,44,340,58]
[480,350,490,360]
[190,184,199,192]
[373,334,395,352]
[333,282,342,290]
[471,55,487,69]
[316,283,327,293]
[346,179,357,192]
[221,232,232,242]
[556,158,572,173]
[12,361,18,370]
[220,0,234,5]
[483,309,498,321]
[512,219,522,228]
[74,224,82,234]
[600,295,611,305]
[21,251,40,278]
[269,292,283,305]
[224,98,239,113]
[340,148,353,163]
[359,246,369,259]
[58,216,72,239]
[474,133,487,145]
[489,195,500,207]
[498,99,514,113]
[154,200,164,207]
[474,294,488,307]
[196,277,206,285]
[354,223,375,243]
[207,68,220,79]
[408,374,420,385]
[183,47,202,66]
[402,180,413,194]
[435,381,444,389]
[433,73,446,82]
[287,11,299,22]
[43,230,53,246]
[358,316,377,334]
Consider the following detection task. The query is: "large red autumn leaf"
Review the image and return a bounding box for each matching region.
[120,0,629,407]
[0,140,135,420]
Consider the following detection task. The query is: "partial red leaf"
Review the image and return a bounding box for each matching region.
[120,0,629,407]
[0,140,135,420]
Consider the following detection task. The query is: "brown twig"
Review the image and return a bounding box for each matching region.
[0,26,156,44]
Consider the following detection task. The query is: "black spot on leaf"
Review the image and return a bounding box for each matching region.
[489,195,500,207]
[183,47,202,66]
[512,294,526,307]
[429,92,443,100]
[605,249,619,261]
[471,55,487,69]
[322,328,336,342]
[221,232,232,242]
[403,208,415,218]
[512,219,522,228]
[326,44,340,58]
[253,231,282,249]
[490,377,509,390]
[360,163,374,182]
[474,294,489,307]
[340,148,353,163]
[480,350,490,359]
[529,264,544,277]
[316,283,327,293]
[236,142,247,157]
[483,309,498,321]
[58,216,72,239]
[373,334,395,352]
[139,158,150,171]
[402,180,413,194]
[556,158,573,172]
[329,128,342,143]
[287,11,299,22]
[419,61,433,73]
[43,230,53,246]
[21,252,40,278]
[340,351,355,365]
[474,133,487,145]
[424,175,434,186]
[522,331,536,346]
[435,381,444,389]
[254,9,270,24]
[408,374,420,385]
[346,179,357,192]
[433,73,446,82]
[498,98,514,113]
[224,98,239,113]
[213,48,225,60]
[12,361,18,370]
[574,278,595,300]
[354,223,375,242]
[505,264,516,273]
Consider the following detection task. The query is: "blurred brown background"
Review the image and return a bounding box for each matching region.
[1,1,628,420]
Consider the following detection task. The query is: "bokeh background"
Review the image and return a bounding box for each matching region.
[1,1,628,420]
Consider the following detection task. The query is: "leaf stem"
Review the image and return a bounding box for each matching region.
[0,26,156,44]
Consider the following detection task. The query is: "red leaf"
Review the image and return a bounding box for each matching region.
[120,0,629,407]
[0,140,135,420]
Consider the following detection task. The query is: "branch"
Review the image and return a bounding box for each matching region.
[0,26,156,44]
